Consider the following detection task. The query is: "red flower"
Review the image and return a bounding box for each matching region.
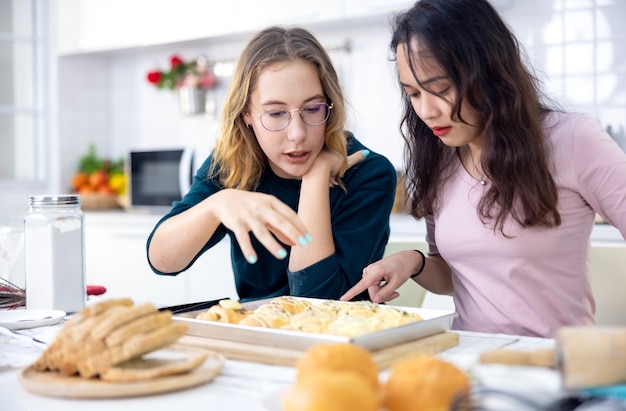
[147,55,218,91]
[146,71,162,84]
[170,55,184,69]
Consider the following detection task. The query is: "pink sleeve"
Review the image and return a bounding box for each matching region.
[569,115,626,238]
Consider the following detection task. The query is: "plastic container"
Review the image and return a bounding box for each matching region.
[24,194,86,313]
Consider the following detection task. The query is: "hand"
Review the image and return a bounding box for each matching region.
[340,251,415,303]
[210,189,310,262]
[307,148,370,186]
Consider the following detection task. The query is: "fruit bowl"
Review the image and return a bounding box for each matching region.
[80,193,121,211]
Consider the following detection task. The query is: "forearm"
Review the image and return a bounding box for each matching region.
[148,199,221,273]
[412,252,454,295]
[289,170,334,271]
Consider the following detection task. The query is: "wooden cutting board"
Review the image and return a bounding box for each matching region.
[19,346,225,399]
[178,331,459,368]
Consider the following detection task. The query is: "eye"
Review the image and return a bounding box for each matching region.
[265,110,288,119]
[435,86,451,95]
[302,104,323,114]
[405,88,420,99]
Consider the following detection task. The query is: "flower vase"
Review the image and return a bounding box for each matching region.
[178,87,206,116]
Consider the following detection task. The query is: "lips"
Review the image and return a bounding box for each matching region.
[431,126,451,137]
[284,151,311,164]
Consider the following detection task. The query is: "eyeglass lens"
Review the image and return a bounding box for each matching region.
[260,103,331,131]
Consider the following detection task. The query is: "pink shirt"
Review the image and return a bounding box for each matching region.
[427,112,626,337]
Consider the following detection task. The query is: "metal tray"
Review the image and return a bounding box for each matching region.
[173,298,456,352]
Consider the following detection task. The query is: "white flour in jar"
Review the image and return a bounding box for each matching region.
[24,212,85,313]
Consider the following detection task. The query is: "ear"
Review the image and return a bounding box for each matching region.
[243,112,252,126]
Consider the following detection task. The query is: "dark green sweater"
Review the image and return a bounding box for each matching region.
[147,134,397,302]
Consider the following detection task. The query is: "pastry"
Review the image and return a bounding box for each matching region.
[196,300,248,323]
[239,305,291,328]
[382,355,470,411]
[295,343,379,389]
[269,296,312,314]
[284,306,335,333]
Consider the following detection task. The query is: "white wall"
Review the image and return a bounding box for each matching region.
[51,0,626,196]
[55,18,405,194]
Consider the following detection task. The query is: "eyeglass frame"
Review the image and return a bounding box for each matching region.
[249,102,334,132]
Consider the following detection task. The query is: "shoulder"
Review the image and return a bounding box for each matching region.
[544,111,606,146]
[345,133,397,184]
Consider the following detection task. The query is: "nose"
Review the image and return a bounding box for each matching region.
[286,112,307,142]
[413,93,440,121]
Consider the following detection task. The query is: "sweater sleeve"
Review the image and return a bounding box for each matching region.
[287,137,398,300]
[146,152,228,276]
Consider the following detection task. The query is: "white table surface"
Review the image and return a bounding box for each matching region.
[0,319,562,411]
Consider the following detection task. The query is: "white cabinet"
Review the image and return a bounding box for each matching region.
[56,0,238,54]
[54,0,410,55]
[234,0,343,31]
[84,212,237,307]
[342,0,412,19]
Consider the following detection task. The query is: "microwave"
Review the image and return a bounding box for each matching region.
[129,148,194,210]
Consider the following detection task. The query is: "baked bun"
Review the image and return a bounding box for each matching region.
[295,343,379,390]
[196,299,248,323]
[382,355,470,411]
[238,305,291,328]
[283,369,378,411]
[269,296,312,314]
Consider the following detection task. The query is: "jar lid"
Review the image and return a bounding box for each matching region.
[29,194,82,206]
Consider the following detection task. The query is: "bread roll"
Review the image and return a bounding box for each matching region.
[296,343,379,390]
[283,369,379,411]
[382,355,470,411]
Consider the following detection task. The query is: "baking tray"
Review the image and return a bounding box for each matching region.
[173,297,456,352]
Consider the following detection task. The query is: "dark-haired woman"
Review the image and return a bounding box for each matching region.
[342,0,626,337]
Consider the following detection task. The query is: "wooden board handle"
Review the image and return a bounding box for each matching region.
[479,348,556,368]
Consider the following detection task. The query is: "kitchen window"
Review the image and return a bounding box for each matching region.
[0,0,49,183]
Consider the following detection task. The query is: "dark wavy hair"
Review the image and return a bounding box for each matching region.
[391,0,561,234]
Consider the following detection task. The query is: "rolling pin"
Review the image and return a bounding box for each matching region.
[479,327,626,389]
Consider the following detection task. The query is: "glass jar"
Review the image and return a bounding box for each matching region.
[24,194,86,313]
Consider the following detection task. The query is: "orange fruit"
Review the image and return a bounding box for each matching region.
[89,170,108,189]
[71,172,90,191]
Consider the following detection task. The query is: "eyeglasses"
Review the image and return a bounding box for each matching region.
[251,102,333,131]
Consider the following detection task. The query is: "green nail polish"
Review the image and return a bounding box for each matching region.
[248,255,257,264]
[298,236,308,246]
[362,149,370,158]
[277,249,288,259]
[305,233,312,242]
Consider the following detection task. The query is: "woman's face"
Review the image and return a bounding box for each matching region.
[244,59,327,180]
[396,41,483,148]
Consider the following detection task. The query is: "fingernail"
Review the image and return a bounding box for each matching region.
[277,249,288,259]
[305,233,312,242]
[298,236,308,246]
[362,149,370,158]
[248,255,257,264]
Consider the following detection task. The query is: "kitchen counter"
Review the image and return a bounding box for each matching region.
[389,213,625,245]
[0,319,561,411]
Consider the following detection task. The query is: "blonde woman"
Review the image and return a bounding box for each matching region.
[148,26,397,302]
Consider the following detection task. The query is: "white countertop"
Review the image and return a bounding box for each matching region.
[389,213,625,245]
[0,320,560,411]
